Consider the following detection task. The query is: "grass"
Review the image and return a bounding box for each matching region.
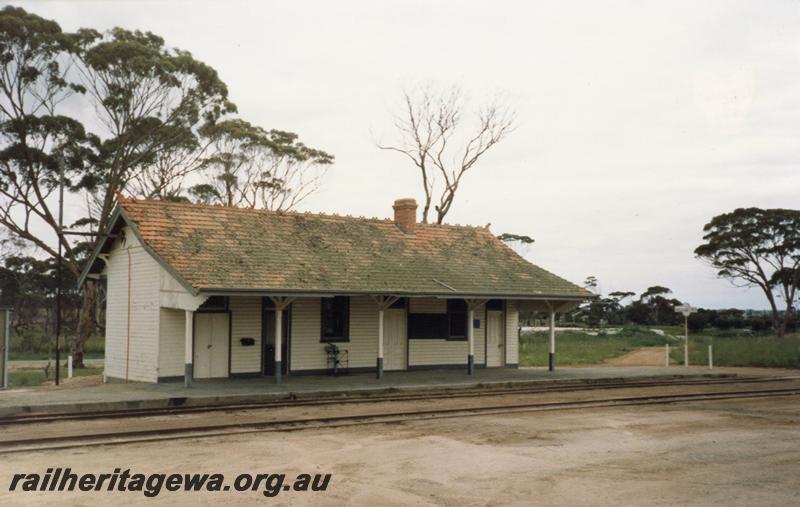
[520,324,800,369]
[670,333,800,369]
[8,333,105,361]
[8,367,104,388]
[519,325,673,366]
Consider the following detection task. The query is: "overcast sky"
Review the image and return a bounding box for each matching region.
[17,0,800,309]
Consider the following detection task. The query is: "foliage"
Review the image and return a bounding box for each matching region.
[563,280,683,327]
[0,6,334,365]
[191,119,333,210]
[695,208,800,337]
[497,233,534,244]
[0,252,81,337]
[0,6,93,269]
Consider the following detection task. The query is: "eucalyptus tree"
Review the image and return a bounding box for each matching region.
[0,6,91,270]
[72,26,235,231]
[191,119,333,211]
[0,7,235,365]
[695,207,800,337]
[2,6,335,365]
[69,26,235,365]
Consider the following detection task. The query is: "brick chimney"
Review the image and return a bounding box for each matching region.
[393,198,418,234]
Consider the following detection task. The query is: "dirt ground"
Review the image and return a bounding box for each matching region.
[1,396,799,506]
[605,346,669,366]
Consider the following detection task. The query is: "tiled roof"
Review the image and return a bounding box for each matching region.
[117,199,590,299]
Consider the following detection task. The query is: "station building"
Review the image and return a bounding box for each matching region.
[79,197,591,385]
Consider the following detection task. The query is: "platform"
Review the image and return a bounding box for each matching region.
[0,366,771,417]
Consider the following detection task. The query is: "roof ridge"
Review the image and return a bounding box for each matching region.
[119,197,487,230]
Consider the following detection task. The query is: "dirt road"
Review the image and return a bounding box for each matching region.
[1,395,798,505]
[605,346,669,366]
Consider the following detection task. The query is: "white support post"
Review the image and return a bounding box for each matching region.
[372,296,397,380]
[377,308,384,379]
[665,344,670,367]
[467,307,475,375]
[68,355,73,379]
[548,307,556,372]
[274,307,283,384]
[708,345,713,369]
[184,309,194,388]
[269,296,294,384]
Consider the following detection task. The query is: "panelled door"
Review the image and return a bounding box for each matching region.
[486,311,505,367]
[384,309,407,370]
[193,313,230,378]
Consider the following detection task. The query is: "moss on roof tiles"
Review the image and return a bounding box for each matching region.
[120,199,589,298]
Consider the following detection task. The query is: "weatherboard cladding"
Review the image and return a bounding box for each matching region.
[117,199,589,298]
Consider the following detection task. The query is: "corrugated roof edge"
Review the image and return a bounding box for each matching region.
[196,287,596,300]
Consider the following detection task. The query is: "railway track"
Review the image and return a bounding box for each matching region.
[2,380,799,454]
[3,375,798,426]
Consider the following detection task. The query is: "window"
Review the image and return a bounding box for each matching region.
[408,313,448,339]
[447,299,468,340]
[407,300,474,340]
[321,296,349,342]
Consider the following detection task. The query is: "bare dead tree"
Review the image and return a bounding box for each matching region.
[377,85,515,224]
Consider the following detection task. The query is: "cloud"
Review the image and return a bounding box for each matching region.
[16,0,800,309]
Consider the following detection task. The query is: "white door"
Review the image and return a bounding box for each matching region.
[193,313,230,379]
[486,311,504,367]
[384,309,407,370]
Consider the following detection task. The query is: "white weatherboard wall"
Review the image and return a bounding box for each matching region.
[230,297,262,374]
[505,301,519,365]
[104,227,161,382]
[290,296,382,372]
[158,308,185,377]
[149,292,514,379]
[158,297,262,378]
[407,298,486,367]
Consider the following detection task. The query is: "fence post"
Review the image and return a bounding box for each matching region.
[665,344,670,367]
[684,333,689,368]
[708,345,713,370]
[68,355,73,379]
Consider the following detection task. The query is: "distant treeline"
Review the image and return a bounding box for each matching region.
[549,282,794,334]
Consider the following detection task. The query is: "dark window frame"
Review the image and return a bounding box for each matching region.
[408,313,449,339]
[320,296,350,343]
[408,300,473,341]
[446,299,468,341]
